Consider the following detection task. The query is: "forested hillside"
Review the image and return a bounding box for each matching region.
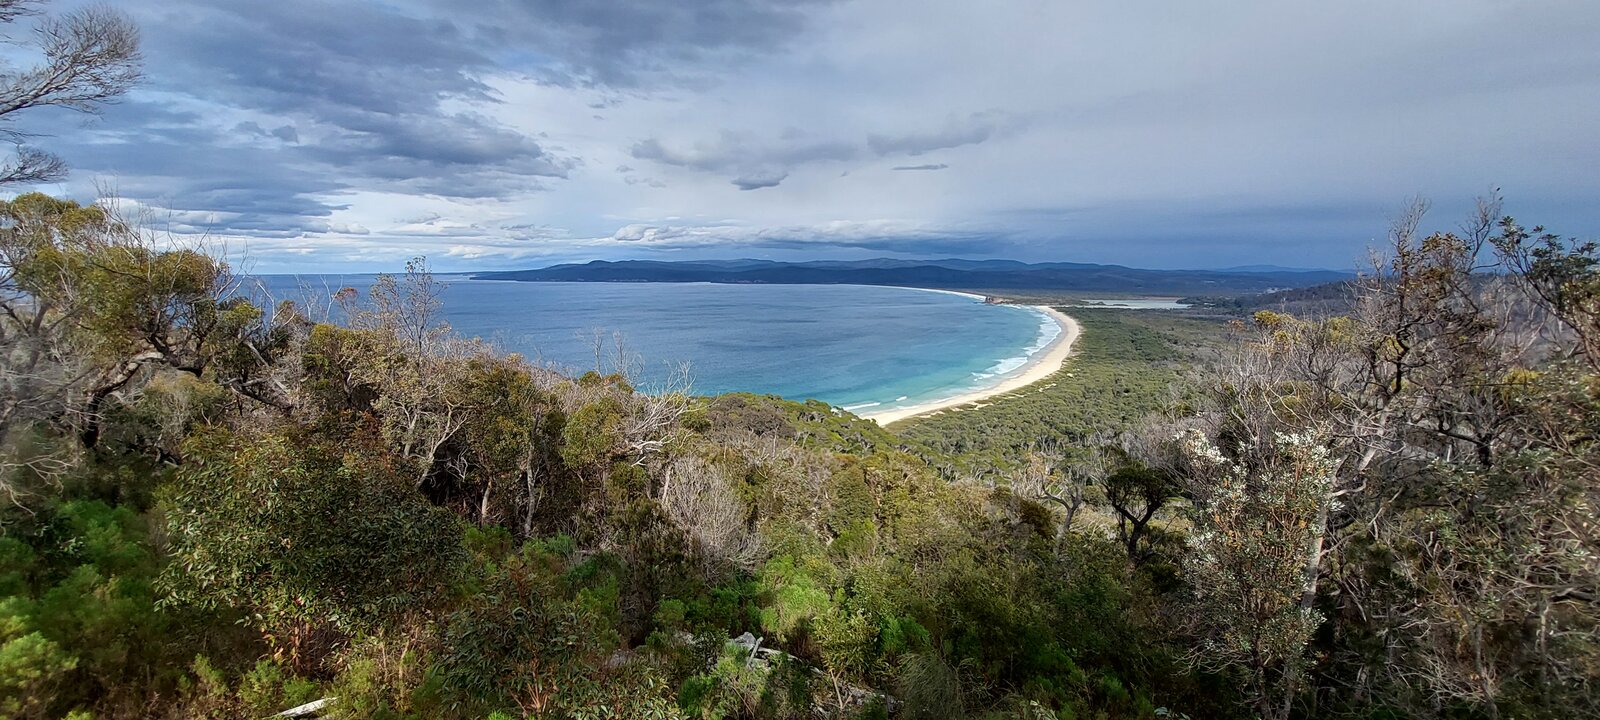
[474,259,1349,296]
[1180,282,1360,318]
[2,192,1597,720]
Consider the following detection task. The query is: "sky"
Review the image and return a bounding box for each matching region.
[20,0,1600,272]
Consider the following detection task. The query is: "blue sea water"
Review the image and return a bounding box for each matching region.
[249,276,1054,415]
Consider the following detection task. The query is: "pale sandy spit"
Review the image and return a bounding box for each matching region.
[860,307,1081,425]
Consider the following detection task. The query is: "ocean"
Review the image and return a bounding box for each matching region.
[248,276,1054,415]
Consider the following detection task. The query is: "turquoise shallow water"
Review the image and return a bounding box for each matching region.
[250,277,1054,414]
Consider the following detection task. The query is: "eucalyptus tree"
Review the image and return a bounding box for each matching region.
[0,194,296,503]
[0,1,141,185]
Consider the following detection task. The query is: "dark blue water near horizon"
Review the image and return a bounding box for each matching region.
[247,276,1054,415]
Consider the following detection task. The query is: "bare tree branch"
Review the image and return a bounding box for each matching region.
[0,2,141,185]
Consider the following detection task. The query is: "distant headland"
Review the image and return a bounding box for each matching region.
[472,258,1350,296]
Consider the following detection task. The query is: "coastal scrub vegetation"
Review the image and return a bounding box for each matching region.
[895,308,1213,473]
[1,190,1598,720]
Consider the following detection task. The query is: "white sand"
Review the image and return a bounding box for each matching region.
[860,307,1082,425]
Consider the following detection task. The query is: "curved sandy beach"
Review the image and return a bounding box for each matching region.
[860,306,1081,425]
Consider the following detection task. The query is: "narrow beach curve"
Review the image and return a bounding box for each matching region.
[860,306,1081,425]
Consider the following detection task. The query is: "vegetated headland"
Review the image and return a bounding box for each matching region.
[474,257,1352,295]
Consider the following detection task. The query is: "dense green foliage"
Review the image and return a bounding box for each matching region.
[1,193,1596,720]
[162,428,467,647]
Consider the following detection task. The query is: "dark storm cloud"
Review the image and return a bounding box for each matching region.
[37,102,345,237]
[57,0,827,237]
[731,171,787,190]
[629,113,1004,187]
[144,0,498,115]
[36,0,536,235]
[72,141,350,237]
[304,111,573,180]
[476,0,834,86]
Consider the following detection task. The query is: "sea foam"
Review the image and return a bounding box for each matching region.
[971,309,1059,380]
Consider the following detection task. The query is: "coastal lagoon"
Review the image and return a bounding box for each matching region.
[250,277,1055,415]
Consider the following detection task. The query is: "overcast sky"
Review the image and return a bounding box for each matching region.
[25,0,1600,271]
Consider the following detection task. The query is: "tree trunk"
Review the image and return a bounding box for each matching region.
[1278,490,1333,720]
[79,351,163,447]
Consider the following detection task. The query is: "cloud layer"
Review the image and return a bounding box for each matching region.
[22,0,1600,271]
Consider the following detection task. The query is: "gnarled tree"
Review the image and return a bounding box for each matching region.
[0,194,296,498]
[0,1,141,185]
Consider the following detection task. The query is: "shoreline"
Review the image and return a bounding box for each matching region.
[860,306,1081,425]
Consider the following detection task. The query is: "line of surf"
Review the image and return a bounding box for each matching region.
[857,305,1081,425]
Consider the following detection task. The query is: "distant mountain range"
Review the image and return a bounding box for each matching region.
[1211,264,1349,274]
[473,258,1353,295]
